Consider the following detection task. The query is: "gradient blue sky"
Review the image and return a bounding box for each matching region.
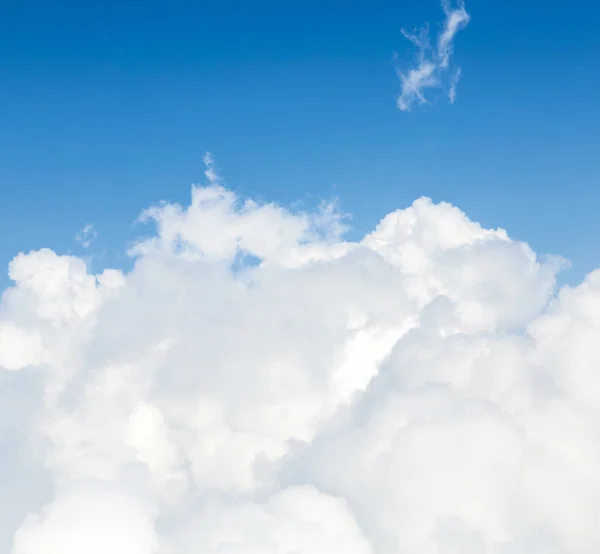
[1,0,599,285]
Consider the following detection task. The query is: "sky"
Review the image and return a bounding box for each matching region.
[3,1,600,553]
[1,0,600,283]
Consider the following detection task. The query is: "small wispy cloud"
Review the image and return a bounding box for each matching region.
[397,0,470,111]
[75,223,97,249]
[202,151,221,186]
[449,67,462,104]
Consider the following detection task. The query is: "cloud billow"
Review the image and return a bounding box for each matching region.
[3,155,600,554]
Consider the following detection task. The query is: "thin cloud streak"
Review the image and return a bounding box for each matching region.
[397,0,470,111]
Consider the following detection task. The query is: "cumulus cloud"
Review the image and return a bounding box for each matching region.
[397,0,470,111]
[2,154,600,553]
[12,484,158,554]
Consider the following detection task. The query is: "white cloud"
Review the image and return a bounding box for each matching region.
[75,223,97,249]
[11,484,159,554]
[166,486,373,554]
[397,0,470,111]
[0,321,44,371]
[449,67,462,104]
[2,155,600,553]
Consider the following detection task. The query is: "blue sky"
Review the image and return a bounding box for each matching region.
[1,0,599,285]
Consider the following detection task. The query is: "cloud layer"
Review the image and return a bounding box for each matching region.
[2,155,600,553]
[397,0,470,111]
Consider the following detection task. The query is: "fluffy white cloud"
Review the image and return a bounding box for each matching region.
[11,483,158,554]
[397,0,470,111]
[1,155,599,553]
[164,486,372,554]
